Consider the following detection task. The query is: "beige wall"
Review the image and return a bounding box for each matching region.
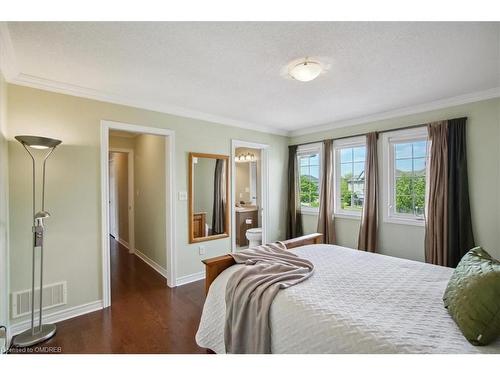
[235,162,250,203]
[291,98,500,261]
[134,134,167,268]
[7,84,289,321]
[110,152,129,243]
[0,73,9,328]
[109,135,135,149]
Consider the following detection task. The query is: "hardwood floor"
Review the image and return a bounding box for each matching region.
[20,237,207,353]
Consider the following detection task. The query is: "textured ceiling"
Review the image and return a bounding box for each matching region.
[5,22,500,134]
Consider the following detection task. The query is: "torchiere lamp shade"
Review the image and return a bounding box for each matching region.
[15,135,62,149]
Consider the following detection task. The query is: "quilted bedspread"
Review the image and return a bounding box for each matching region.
[195,244,500,353]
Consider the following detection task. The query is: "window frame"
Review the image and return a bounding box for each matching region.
[297,143,323,215]
[333,136,367,219]
[382,127,429,226]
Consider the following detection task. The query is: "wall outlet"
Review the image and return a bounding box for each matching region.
[178,191,188,201]
[198,246,206,255]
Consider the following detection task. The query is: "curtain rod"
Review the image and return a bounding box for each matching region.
[291,116,468,147]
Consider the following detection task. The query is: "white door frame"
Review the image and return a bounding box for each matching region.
[108,156,118,238]
[231,140,270,252]
[101,120,176,308]
[109,147,135,254]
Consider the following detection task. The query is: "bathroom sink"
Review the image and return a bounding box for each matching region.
[235,206,258,212]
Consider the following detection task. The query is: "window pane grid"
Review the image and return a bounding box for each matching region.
[393,139,427,217]
[298,153,320,209]
[339,146,365,212]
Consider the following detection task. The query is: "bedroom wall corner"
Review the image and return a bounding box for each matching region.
[0,72,10,334]
[497,97,500,254]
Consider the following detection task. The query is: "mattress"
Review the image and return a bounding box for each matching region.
[195,244,500,353]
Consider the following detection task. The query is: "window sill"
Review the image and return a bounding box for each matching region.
[383,216,425,227]
[300,208,319,216]
[334,212,361,220]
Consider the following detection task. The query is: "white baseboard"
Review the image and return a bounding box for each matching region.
[175,271,205,287]
[9,300,103,337]
[117,238,130,251]
[134,250,204,287]
[134,248,168,279]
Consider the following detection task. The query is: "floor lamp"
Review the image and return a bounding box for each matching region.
[12,135,62,348]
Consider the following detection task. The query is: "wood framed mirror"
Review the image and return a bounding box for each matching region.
[189,152,230,243]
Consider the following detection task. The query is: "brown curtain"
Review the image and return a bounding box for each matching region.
[425,122,448,266]
[358,132,378,252]
[447,118,475,267]
[286,145,303,239]
[212,159,226,234]
[317,139,336,244]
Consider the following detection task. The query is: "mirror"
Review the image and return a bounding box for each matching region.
[189,152,230,243]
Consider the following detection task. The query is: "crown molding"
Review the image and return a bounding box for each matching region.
[290,86,500,137]
[8,73,289,136]
[7,71,500,140]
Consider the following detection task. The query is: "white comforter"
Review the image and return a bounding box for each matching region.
[195,244,500,353]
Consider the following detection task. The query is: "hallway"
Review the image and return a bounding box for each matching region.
[20,237,206,353]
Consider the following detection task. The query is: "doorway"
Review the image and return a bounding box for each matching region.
[101,121,176,309]
[231,140,269,252]
[108,147,134,252]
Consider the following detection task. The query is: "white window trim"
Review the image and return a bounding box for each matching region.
[333,136,366,219]
[381,127,429,227]
[297,142,323,215]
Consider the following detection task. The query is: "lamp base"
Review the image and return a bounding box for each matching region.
[11,323,56,348]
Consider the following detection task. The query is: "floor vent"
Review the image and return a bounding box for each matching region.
[11,281,67,319]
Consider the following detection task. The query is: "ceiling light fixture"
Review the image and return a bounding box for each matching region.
[235,152,256,163]
[288,58,324,82]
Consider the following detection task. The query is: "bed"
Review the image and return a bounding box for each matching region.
[195,234,500,353]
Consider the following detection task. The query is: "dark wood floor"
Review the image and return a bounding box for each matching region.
[24,237,207,353]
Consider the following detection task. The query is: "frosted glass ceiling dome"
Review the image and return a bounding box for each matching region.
[288,59,324,82]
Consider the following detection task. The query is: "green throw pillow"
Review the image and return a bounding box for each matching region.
[443,247,500,346]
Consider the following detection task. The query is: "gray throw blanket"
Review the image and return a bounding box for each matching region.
[224,242,314,354]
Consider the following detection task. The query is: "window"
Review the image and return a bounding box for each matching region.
[297,144,322,213]
[383,128,429,225]
[334,137,366,217]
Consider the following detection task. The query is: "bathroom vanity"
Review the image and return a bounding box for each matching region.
[235,207,259,246]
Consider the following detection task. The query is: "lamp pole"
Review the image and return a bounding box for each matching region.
[12,135,61,348]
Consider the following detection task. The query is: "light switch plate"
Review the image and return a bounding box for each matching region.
[179,191,188,201]
[198,246,206,255]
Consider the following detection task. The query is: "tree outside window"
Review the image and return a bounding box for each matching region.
[393,140,427,216]
[339,146,366,212]
[298,153,320,209]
